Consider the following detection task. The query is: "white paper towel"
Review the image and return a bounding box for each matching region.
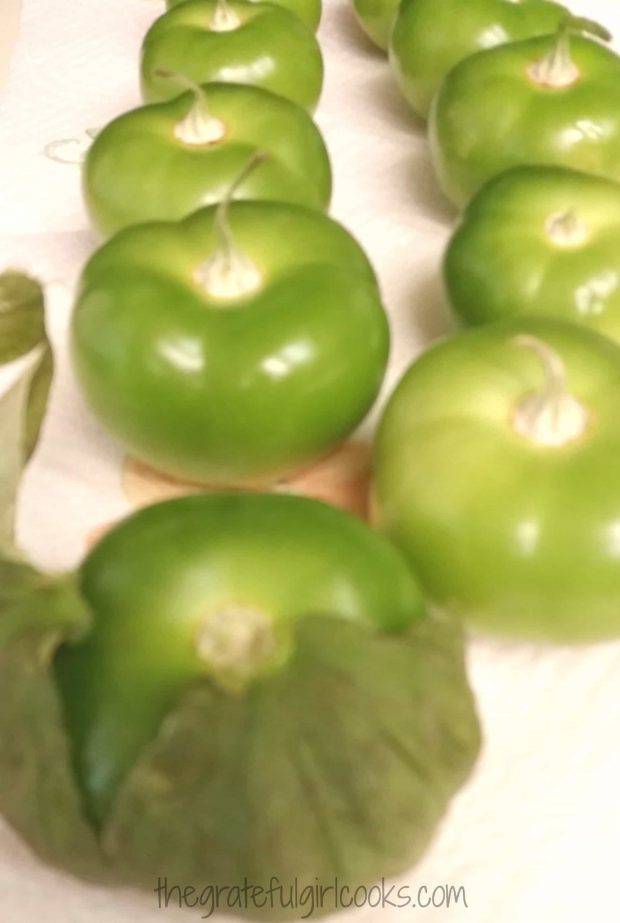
[2,0,620,921]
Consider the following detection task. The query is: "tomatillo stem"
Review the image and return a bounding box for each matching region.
[527,14,612,89]
[211,0,241,31]
[512,335,590,447]
[194,151,266,301]
[154,69,226,145]
[196,604,278,694]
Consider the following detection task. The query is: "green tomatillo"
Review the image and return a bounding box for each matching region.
[390,0,566,120]
[83,78,331,237]
[54,493,427,827]
[71,187,390,486]
[166,0,322,31]
[444,166,620,343]
[0,493,479,915]
[429,15,620,206]
[373,317,620,643]
[351,0,399,51]
[141,0,323,112]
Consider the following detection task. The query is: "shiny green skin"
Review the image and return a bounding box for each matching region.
[72,201,389,485]
[167,0,322,31]
[390,0,565,120]
[141,0,323,112]
[83,83,332,238]
[54,492,425,823]
[430,36,620,207]
[352,0,399,51]
[373,317,620,642]
[445,166,620,343]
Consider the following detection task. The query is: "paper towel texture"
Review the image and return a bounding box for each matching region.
[1,0,620,921]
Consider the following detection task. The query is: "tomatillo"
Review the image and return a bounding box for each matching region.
[0,493,479,913]
[373,318,620,642]
[351,0,399,51]
[166,0,322,31]
[390,0,566,120]
[141,0,323,112]
[55,493,428,825]
[429,16,620,206]
[83,80,331,237]
[444,166,620,342]
[71,194,390,485]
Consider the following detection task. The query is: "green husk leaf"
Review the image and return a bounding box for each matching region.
[0,272,47,364]
[0,271,53,554]
[0,271,98,872]
[23,346,53,461]
[0,598,479,915]
[0,560,90,647]
[0,565,98,872]
[96,612,480,919]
